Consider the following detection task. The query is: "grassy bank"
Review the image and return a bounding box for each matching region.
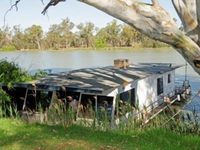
[0,119,200,150]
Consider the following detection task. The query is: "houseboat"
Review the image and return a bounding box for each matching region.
[1,59,190,125]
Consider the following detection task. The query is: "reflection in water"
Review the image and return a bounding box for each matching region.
[1,48,200,113]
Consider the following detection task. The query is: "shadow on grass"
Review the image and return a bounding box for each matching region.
[0,119,200,150]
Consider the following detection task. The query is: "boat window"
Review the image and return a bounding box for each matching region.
[120,91,129,102]
[130,88,136,107]
[115,90,134,118]
[119,89,136,107]
[168,74,171,83]
[157,77,163,95]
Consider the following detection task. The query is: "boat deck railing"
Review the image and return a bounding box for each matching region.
[133,84,191,124]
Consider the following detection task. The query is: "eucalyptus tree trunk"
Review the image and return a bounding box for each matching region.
[77,0,200,75]
[41,0,200,74]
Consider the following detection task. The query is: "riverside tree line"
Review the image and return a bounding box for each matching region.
[0,18,168,50]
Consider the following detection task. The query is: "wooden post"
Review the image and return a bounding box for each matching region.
[22,88,29,111]
[49,91,57,109]
[33,86,37,111]
[76,93,82,120]
[111,95,117,128]
[94,95,98,123]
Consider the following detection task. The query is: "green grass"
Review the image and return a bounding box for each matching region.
[0,119,200,150]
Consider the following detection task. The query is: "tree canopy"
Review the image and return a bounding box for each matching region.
[0,19,166,50]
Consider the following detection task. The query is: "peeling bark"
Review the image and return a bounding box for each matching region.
[172,0,197,32]
[172,0,200,46]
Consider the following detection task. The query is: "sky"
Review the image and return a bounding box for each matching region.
[0,0,179,31]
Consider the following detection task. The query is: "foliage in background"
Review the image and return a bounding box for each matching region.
[0,60,46,118]
[95,37,107,48]
[0,60,33,87]
[0,18,168,50]
[0,89,11,118]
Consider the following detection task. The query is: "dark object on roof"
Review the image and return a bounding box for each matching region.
[114,59,129,69]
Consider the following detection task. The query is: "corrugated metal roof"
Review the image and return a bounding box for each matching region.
[34,63,182,93]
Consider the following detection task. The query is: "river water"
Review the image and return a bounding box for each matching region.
[0,48,200,114]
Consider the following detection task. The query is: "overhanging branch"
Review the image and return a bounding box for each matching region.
[41,0,66,15]
[4,0,21,26]
[78,0,200,75]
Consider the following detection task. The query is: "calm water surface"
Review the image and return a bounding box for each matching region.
[0,48,200,113]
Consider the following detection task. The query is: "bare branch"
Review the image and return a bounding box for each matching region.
[41,0,45,5]
[42,0,66,15]
[40,0,50,20]
[10,0,13,6]
[4,0,21,26]
[10,0,20,11]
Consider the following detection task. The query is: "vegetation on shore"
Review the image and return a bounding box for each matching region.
[0,60,33,86]
[0,60,46,118]
[0,118,200,150]
[0,60,47,85]
[0,19,168,51]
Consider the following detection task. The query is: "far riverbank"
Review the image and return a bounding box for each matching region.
[0,46,171,52]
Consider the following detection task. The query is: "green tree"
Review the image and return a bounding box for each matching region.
[45,24,62,49]
[77,22,95,48]
[45,18,75,49]
[12,25,26,50]
[24,25,43,49]
[0,26,12,50]
[0,60,34,117]
[120,24,167,48]
[94,37,107,48]
[120,25,139,47]
[97,20,121,47]
[45,24,60,49]
[58,18,75,48]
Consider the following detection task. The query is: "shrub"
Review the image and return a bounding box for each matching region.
[0,60,34,118]
[0,88,12,117]
[0,60,33,87]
